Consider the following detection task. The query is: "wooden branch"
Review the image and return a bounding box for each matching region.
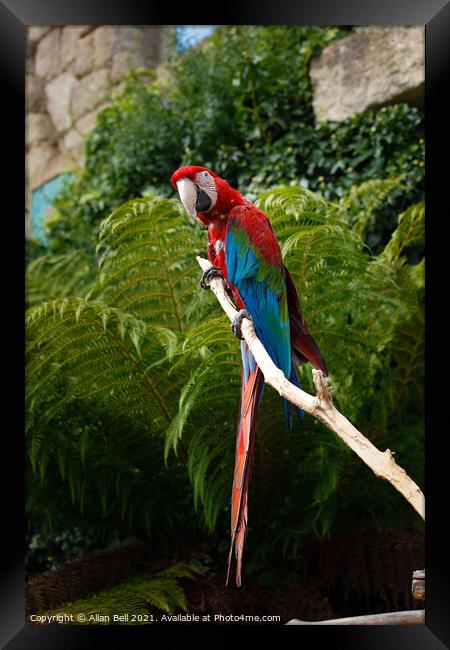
[286,610,425,625]
[197,256,425,521]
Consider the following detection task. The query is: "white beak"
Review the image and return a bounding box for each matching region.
[176,178,198,220]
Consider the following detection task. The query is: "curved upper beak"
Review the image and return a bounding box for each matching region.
[176,178,198,220]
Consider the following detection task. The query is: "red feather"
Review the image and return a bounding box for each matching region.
[284,266,328,375]
[226,363,264,587]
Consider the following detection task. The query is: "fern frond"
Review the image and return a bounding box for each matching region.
[93,197,211,331]
[380,201,424,264]
[38,563,200,623]
[26,251,96,309]
[335,177,403,239]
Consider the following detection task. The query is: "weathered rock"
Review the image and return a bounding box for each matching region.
[76,26,95,38]
[27,144,59,186]
[60,26,89,70]
[35,28,62,80]
[94,26,117,67]
[26,55,35,74]
[71,69,110,121]
[61,127,83,153]
[309,27,424,123]
[107,27,163,81]
[27,113,56,148]
[28,27,51,44]
[26,74,46,112]
[46,72,76,132]
[110,51,132,84]
[74,32,95,78]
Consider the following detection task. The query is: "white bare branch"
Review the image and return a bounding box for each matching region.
[197,256,425,521]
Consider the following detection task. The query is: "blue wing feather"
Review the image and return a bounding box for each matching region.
[226,217,292,380]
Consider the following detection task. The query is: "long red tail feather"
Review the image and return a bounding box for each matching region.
[226,363,264,587]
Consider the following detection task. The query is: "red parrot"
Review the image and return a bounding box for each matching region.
[171,165,328,587]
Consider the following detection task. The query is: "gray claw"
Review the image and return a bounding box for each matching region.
[231,309,251,340]
[200,266,224,290]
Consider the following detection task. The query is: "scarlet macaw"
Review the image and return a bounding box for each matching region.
[171,165,328,586]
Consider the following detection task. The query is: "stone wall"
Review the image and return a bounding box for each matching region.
[26,26,165,237]
[309,27,424,123]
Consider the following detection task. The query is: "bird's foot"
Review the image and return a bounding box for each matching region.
[200,266,224,290]
[231,309,251,340]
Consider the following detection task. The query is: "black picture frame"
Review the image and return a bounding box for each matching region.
[4,0,449,646]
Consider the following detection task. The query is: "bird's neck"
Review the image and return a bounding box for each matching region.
[198,184,246,225]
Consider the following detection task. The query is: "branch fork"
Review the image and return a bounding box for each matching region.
[196,256,425,521]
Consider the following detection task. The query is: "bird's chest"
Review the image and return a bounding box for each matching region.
[208,222,228,266]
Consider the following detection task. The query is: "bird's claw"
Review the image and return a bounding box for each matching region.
[200,266,224,290]
[231,309,251,340]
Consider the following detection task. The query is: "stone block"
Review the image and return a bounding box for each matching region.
[77,26,95,38]
[309,27,424,123]
[28,27,51,44]
[26,74,46,112]
[70,69,110,121]
[110,51,131,83]
[61,127,83,152]
[27,144,59,187]
[26,55,35,74]
[46,71,77,132]
[94,26,117,67]
[27,113,56,148]
[74,32,95,78]
[60,26,90,70]
[35,28,62,80]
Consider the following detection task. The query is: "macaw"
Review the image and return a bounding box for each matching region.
[171,165,328,587]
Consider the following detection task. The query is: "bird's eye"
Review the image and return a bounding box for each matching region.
[203,172,209,178]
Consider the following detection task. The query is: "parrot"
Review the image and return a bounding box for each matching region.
[171,165,328,587]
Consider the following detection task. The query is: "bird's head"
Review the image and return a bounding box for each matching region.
[171,165,244,224]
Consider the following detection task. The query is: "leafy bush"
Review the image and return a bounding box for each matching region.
[45,25,424,258]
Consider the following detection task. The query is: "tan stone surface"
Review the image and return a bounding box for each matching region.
[74,31,96,78]
[27,148,77,191]
[26,74,46,112]
[110,51,132,83]
[27,113,56,148]
[28,27,51,44]
[61,127,83,152]
[27,144,59,186]
[94,26,117,67]
[26,55,35,74]
[60,26,89,70]
[71,69,111,120]
[35,28,62,80]
[45,71,77,133]
[310,27,424,123]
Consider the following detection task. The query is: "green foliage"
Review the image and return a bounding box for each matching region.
[26,184,424,577]
[43,26,423,259]
[40,563,199,623]
[47,74,184,256]
[26,251,96,310]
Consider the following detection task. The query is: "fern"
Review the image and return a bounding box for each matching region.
[26,251,96,309]
[33,563,199,624]
[335,177,403,239]
[93,196,211,330]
